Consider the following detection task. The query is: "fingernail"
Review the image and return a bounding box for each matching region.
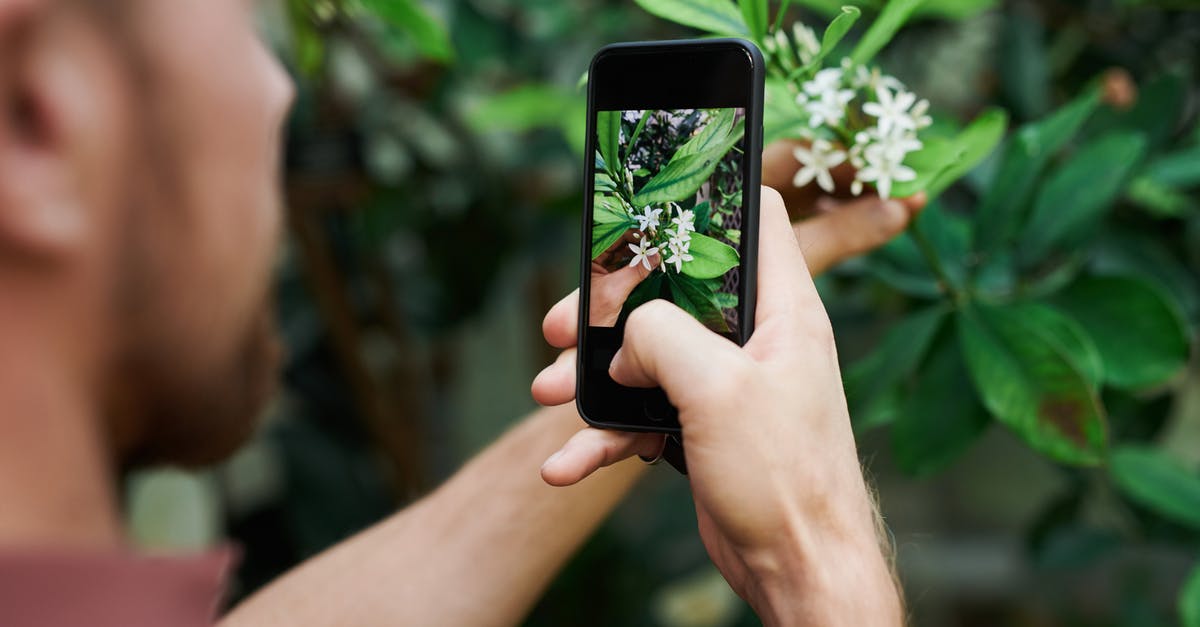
[542,450,564,470]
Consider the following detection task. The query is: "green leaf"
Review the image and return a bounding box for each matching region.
[1110,446,1200,532]
[763,78,809,144]
[1142,146,1200,189]
[1020,132,1147,266]
[848,0,924,65]
[1052,276,1190,390]
[594,193,630,223]
[1012,303,1105,386]
[740,0,768,43]
[1091,73,1185,152]
[591,219,635,259]
[682,232,740,279]
[667,272,730,332]
[633,132,744,206]
[803,6,860,72]
[674,109,738,159]
[1127,175,1197,218]
[360,0,454,62]
[693,200,713,234]
[713,291,739,309]
[896,109,1008,201]
[633,0,749,36]
[1182,561,1200,627]
[467,85,581,133]
[844,305,949,432]
[627,110,653,158]
[974,89,1101,258]
[957,304,1107,466]
[998,11,1050,120]
[1091,230,1200,320]
[596,110,622,177]
[892,331,990,476]
[865,234,941,298]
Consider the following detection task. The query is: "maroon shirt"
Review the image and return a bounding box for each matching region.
[0,549,234,627]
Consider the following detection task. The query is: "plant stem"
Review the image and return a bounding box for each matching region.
[908,219,961,303]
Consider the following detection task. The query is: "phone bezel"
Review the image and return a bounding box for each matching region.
[576,38,765,434]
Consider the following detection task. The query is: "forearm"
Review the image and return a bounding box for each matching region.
[745,475,904,627]
[221,403,645,627]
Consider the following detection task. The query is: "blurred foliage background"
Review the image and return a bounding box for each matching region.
[123,0,1200,625]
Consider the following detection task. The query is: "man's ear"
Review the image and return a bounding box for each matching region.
[0,0,124,265]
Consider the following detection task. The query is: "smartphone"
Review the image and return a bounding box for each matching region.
[577,39,765,433]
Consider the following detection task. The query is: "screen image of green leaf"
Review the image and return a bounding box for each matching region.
[591,108,745,327]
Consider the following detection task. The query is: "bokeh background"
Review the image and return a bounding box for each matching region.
[123,1,1200,625]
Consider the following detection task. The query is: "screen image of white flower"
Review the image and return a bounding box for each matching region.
[589,108,745,334]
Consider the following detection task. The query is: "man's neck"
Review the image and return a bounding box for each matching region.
[0,341,123,551]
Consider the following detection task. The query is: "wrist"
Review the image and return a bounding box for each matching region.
[742,490,903,627]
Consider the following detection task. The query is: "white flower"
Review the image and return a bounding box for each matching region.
[862,86,921,137]
[628,238,659,271]
[910,98,933,129]
[665,239,693,273]
[803,68,843,96]
[797,68,855,128]
[664,228,691,244]
[856,143,916,200]
[634,205,663,232]
[672,209,696,233]
[792,139,846,192]
[793,23,820,64]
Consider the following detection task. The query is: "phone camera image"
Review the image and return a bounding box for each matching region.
[588,107,746,337]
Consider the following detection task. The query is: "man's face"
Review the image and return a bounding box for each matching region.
[104,0,294,465]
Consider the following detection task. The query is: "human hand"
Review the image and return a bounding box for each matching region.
[763,138,926,276]
[532,188,902,625]
[589,230,659,326]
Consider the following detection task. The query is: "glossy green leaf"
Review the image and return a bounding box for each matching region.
[802,6,860,72]
[1092,73,1185,151]
[1110,446,1200,531]
[361,0,454,62]
[892,331,990,476]
[467,85,579,132]
[594,194,629,223]
[591,219,635,260]
[633,0,749,36]
[1182,561,1200,627]
[1127,175,1197,218]
[675,109,738,159]
[667,272,729,331]
[1052,276,1189,389]
[998,11,1050,119]
[596,110,622,177]
[740,0,768,43]
[763,78,808,144]
[893,109,1007,201]
[864,234,941,298]
[633,133,743,206]
[1020,132,1147,265]
[848,0,923,65]
[693,200,713,234]
[845,305,949,431]
[681,233,740,279]
[957,304,1107,466]
[1012,303,1105,386]
[974,89,1100,257]
[627,110,653,157]
[1091,230,1200,320]
[1142,146,1200,189]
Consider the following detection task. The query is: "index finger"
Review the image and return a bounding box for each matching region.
[754,186,825,324]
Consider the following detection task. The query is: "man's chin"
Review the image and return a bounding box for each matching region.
[123,312,283,469]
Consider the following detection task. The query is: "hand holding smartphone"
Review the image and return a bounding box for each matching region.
[577,39,765,433]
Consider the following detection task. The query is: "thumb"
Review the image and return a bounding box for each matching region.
[608,300,748,409]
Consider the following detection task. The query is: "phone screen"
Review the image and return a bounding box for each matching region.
[589,108,747,337]
[577,40,763,432]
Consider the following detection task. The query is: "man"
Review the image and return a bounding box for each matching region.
[0,0,924,625]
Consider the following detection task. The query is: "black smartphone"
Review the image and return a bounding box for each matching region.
[577,39,765,433]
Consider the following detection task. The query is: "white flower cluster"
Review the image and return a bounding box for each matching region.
[790,59,932,200]
[627,202,696,273]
